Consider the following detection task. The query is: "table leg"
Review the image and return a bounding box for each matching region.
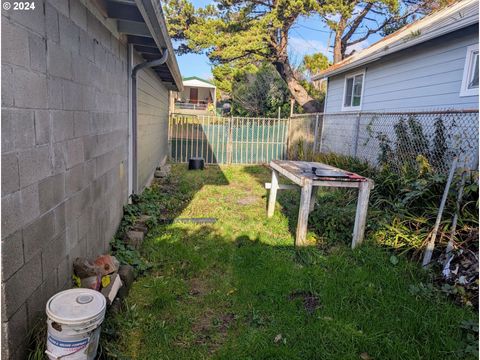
[352,180,372,248]
[267,169,279,217]
[296,179,312,246]
[309,187,318,213]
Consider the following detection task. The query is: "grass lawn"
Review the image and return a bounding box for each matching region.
[105,164,476,359]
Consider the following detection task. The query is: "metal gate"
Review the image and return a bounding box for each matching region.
[168,114,289,164]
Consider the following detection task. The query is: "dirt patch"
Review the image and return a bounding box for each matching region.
[189,278,209,297]
[237,195,258,206]
[289,291,321,315]
[191,311,236,352]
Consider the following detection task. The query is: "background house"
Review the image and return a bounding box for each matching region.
[314,0,479,112]
[1,0,181,357]
[172,76,217,114]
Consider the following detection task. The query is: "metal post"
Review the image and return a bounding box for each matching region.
[313,113,319,153]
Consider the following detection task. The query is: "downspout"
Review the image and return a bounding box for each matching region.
[131,48,169,194]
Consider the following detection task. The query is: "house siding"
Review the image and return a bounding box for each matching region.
[135,53,170,191]
[325,25,479,113]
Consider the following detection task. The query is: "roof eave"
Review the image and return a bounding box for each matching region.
[134,0,183,91]
[313,13,478,80]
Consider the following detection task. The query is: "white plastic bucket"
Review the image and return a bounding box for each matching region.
[45,288,106,360]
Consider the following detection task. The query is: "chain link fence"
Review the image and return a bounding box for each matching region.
[169,111,478,172]
[289,110,479,173]
[168,114,289,164]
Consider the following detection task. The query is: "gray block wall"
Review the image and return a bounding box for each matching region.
[135,53,170,191]
[1,1,129,358]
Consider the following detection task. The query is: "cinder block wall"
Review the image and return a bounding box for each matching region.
[1,1,129,357]
[135,53,170,191]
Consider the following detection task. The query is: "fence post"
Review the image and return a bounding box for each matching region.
[227,116,233,164]
[313,113,319,154]
[353,112,361,157]
[286,117,291,160]
[318,113,324,154]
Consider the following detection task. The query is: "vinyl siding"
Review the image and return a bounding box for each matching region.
[135,53,170,192]
[325,25,479,112]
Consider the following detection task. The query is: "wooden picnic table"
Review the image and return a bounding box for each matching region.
[266,160,374,248]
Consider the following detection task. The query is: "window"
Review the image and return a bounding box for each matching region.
[460,44,479,97]
[342,71,364,111]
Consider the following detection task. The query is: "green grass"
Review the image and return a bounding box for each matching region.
[104,164,477,359]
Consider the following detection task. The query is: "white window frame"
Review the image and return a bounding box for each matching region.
[341,69,365,111]
[460,44,479,97]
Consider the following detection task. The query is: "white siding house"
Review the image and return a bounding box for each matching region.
[314,0,479,113]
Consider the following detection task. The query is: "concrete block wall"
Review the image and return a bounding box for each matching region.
[135,53,170,191]
[1,1,129,358]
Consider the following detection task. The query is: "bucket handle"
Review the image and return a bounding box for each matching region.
[45,346,85,359]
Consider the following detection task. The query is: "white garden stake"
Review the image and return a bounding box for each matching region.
[422,157,458,267]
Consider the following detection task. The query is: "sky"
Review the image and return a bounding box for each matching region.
[175,1,381,80]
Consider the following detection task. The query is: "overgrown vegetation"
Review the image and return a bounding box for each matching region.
[103,165,477,359]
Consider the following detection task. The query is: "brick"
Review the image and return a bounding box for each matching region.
[66,163,85,195]
[38,173,65,214]
[20,183,40,227]
[47,40,72,79]
[66,221,79,252]
[54,202,66,236]
[9,0,45,35]
[28,34,47,73]
[56,254,71,289]
[93,42,107,69]
[86,11,110,46]
[13,68,48,109]
[1,20,29,67]
[70,0,87,30]
[51,110,74,142]
[71,186,91,219]
[23,210,55,261]
[66,138,84,169]
[73,111,90,137]
[18,145,52,188]
[26,274,56,327]
[45,3,59,43]
[42,231,67,274]
[2,255,42,319]
[72,56,91,85]
[47,0,68,17]
[79,29,94,62]
[2,153,19,196]
[1,192,21,239]
[1,109,35,151]
[1,65,13,107]
[34,110,50,145]
[47,75,63,109]
[59,14,80,54]
[1,304,27,357]
[1,231,24,281]
[52,141,67,174]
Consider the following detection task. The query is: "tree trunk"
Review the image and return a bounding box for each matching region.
[274,59,320,113]
[333,17,347,64]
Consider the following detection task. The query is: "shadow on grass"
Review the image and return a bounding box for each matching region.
[102,224,476,360]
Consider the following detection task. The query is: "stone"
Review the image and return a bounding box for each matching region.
[118,264,135,287]
[73,257,98,278]
[125,231,144,249]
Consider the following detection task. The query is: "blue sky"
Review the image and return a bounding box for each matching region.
[175,1,380,80]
